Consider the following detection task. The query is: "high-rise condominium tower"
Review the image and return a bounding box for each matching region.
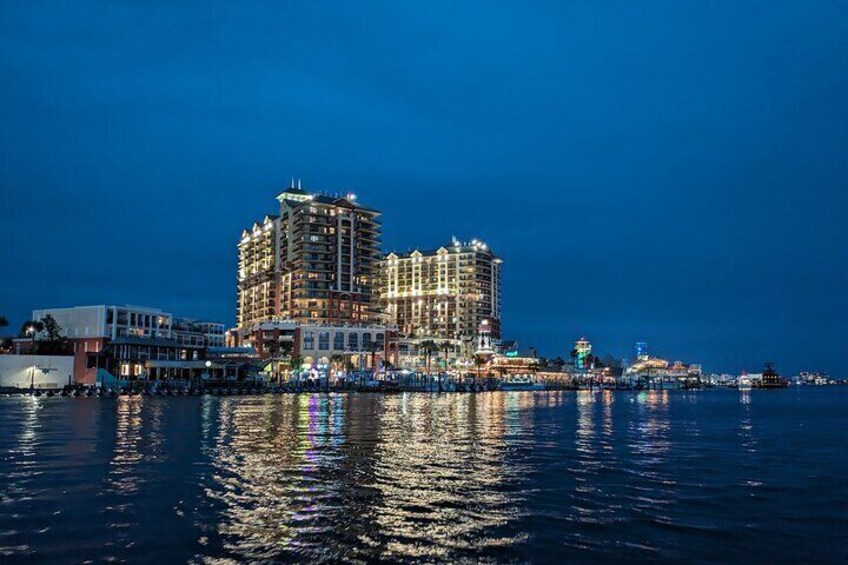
[380,238,502,344]
[237,183,383,329]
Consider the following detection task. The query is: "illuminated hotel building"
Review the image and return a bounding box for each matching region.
[237,214,279,328]
[237,182,384,331]
[380,238,502,351]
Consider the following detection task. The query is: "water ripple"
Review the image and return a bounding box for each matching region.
[0,390,845,562]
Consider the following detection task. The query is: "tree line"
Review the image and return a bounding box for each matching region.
[0,314,72,355]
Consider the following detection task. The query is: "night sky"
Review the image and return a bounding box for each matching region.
[1,2,846,375]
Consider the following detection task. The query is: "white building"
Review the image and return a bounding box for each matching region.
[32,305,173,340]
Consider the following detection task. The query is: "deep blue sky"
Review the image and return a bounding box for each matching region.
[1,2,846,375]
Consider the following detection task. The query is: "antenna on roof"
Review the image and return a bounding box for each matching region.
[297,178,302,190]
[290,177,295,189]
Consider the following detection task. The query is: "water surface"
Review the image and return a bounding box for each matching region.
[1,389,846,563]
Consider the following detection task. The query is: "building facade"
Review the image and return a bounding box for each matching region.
[380,238,502,351]
[237,183,384,329]
[233,319,398,371]
[87,336,206,382]
[173,318,226,347]
[237,214,279,328]
[32,305,173,341]
[27,305,224,385]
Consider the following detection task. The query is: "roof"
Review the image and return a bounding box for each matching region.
[385,242,498,260]
[280,187,308,196]
[277,191,380,214]
[33,304,168,314]
[207,346,256,354]
[110,336,204,348]
[145,360,217,369]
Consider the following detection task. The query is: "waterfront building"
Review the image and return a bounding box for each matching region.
[755,363,788,388]
[25,305,225,385]
[296,322,397,371]
[625,355,703,389]
[87,336,206,382]
[380,238,502,360]
[233,319,398,371]
[237,181,384,330]
[172,318,226,347]
[235,320,297,358]
[627,356,669,376]
[27,305,174,385]
[487,348,539,379]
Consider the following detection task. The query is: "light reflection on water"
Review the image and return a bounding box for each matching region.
[0,390,846,563]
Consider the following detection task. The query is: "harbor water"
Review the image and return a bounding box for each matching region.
[1,388,846,563]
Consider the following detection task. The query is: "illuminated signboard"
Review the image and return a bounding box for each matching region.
[505,350,519,358]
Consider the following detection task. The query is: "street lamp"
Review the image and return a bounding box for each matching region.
[27,324,36,353]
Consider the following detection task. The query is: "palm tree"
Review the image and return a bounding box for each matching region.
[289,355,304,384]
[438,340,453,368]
[265,341,281,383]
[19,320,44,353]
[419,340,438,388]
[20,320,44,337]
[279,341,293,384]
[367,342,382,373]
[437,340,453,392]
[569,348,578,366]
[345,360,355,390]
[330,353,344,390]
[0,316,8,329]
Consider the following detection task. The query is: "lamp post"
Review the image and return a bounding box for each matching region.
[27,325,37,393]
